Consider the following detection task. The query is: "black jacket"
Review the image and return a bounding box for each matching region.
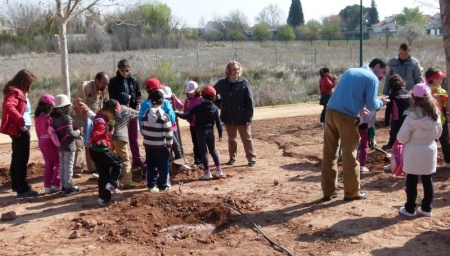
[214,76,254,125]
[176,101,223,137]
[108,71,141,109]
[385,87,411,126]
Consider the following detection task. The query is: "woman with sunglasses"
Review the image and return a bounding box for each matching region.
[108,59,143,170]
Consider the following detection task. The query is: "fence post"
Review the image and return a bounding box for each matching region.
[234,49,237,59]
[350,43,352,61]
[197,49,200,69]
[314,46,317,63]
[275,47,278,67]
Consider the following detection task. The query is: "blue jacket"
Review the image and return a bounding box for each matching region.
[327,66,383,117]
[139,98,175,132]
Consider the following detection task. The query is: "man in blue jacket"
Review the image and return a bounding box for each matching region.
[322,58,389,202]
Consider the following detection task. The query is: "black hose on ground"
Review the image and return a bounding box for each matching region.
[224,203,294,256]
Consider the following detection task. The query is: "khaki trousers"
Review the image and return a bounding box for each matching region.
[110,140,132,185]
[224,124,256,162]
[322,109,361,198]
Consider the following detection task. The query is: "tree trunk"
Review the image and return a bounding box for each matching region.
[440,0,450,91]
[58,17,70,98]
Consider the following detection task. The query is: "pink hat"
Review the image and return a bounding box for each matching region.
[185,81,198,94]
[412,81,431,98]
[40,94,55,106]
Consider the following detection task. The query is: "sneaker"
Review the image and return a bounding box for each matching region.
[248,161,256,167]
[417,207,432,217]
[105,182,122,194]
[320,122,325,126]
[148,186,160,193]
[360,166,369,172]
[98,198,108,206]
[17,190,38,197]
[51,185,60,191]
[44,187,53,194]
[200,172,213,180]
[212,169,224,177]
[179,164,191,171]
[381,144,392,151]
[399,207,415,217]
[65,186,81,196]
[383,164,391,171]
[226,159,236,165]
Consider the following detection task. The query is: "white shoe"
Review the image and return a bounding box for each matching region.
[98,198,107,206]
[105,182,122,194]
[148,186,160,193]
[212,169,224,177]
[360,166,369,172]
[383,164,391,171]
[320,122,325,126]
[200,172,213,180]
[179,164,191,171]
[399,207,415,217]
[44,187,53,194]
[417,207,432,217]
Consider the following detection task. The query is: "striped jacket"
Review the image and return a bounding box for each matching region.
[142,107,173,148]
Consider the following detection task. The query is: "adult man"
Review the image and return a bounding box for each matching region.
[72,72,110,174]
[383,43,422,94]
[214,61,256,167]
[322,58,389,201]
[108,59,143,168]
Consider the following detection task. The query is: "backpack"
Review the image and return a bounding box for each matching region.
[83,116,105,148]
[48,124,72,147]
[391,140,405,177]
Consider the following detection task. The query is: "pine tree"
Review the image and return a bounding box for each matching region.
[367,0,380,27]
[287,0,305,27]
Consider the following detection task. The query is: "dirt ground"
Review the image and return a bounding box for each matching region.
[1,104,450,256]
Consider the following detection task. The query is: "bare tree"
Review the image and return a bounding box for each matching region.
[440,0,450,90]
[1,2,43,36]
[396,22,425,46]
[255,4,284,26]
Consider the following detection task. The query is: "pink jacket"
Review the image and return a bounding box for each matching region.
[183,96,203,126]
[34,113,52,138]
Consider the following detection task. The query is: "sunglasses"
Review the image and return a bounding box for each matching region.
[231,68,240,71]
[121,69,130,73]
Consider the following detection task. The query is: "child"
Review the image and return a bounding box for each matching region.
[397,82,442,217]
[89,99,123,206]
[51,94,81,196]
[319,67,337,125]
[382,74,411,151]
[34,94,60,194]
[183,80,204,168]
[110,92,140,189]
[425,67,450,168]
[176,86,223,180]
[142,90,173,192]
[357,108,377,172]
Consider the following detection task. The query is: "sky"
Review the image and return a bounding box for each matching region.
[11,0,440,27]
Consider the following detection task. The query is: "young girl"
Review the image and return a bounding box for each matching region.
[397,82,442,217]
[1,69,38,197]
[183,80,203,168]
[357,108,377,172]
[319,67,337,125]
[51,94,81,196]
[34,94,61,194]
[176,86,223,180]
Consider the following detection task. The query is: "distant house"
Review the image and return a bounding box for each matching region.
[0,19,15,35]
[425,13,442,36]
[244,25,279,40]
[204,21,220,34]
[369,16,396,39]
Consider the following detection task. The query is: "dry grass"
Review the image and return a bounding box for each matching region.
[0,37,445,113]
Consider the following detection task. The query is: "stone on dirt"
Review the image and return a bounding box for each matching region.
[1,211,17,221]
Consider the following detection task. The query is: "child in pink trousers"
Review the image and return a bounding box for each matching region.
[34,94,60,194]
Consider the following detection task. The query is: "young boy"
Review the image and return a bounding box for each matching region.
[425,67,450,168]
[89,99,123,206]
[142,90,173,192]
[110,92,140,189]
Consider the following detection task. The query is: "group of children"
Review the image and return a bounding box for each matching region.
[319,66,449,218]
[31,77,223,205]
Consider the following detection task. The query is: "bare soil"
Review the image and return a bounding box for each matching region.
[1,106,450,256]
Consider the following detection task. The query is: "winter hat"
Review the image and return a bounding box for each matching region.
[103,99,122,119]
[412,80,431,98]
[54,94,72,108]
[40,94,55,106]
[425,68,447,83]
[202,85,216,97]
[145,78,162,91]
[118,92,130,105]
[185,81,198,94]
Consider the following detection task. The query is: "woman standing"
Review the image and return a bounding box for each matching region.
[1,69,38,197]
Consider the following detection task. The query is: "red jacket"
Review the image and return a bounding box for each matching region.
[319,74,337,95]
[90,112,112,148]
[1,88,26,137]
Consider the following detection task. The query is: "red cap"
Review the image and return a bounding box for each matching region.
[426,71,447,83]
[202,85,216,97]
[145,78,162,91]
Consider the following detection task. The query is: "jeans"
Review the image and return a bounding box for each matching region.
[39,138,60,188]
[59,151,75,189]
[145,146,170,190]
[129,119,143,166]
[322,109,361,198]
[10,129,31,194]
[224,124,256,162]
[405,174,434,213]
[172,131,183,160]
[197,128,221,171]
[90,149,123,202]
